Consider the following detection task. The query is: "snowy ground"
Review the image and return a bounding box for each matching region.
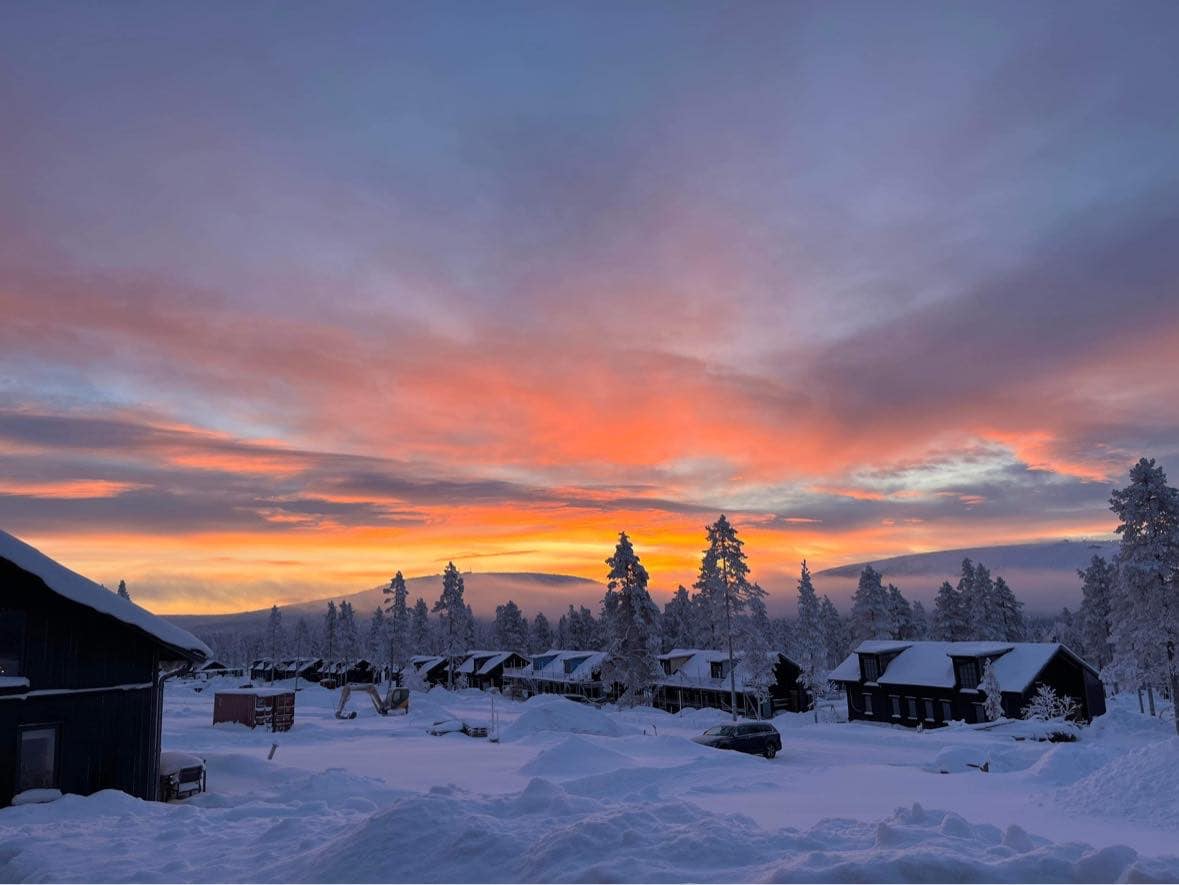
[2,680,1177,883]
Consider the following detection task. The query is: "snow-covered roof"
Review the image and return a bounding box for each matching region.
[521,649,607,683]
[856,640,914,654]
[654,648,784,693]
[830,641,1093,693]
[0,529,210,661]
[411,655,447,673]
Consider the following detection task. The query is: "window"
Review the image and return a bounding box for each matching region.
[889,695,901,718]
[862,655,880,681]
[862,693,874,715]
[0,610,25,679]
[956,660,979,688]
[710,661,727,680]
[18,724,59,792]
[923,699,935,721]
[941,700,953,721]
[660,659,673,675]
[972,702,987,723]
[906,697,918,719]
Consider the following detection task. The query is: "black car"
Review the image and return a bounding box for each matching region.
[692,721,782,758]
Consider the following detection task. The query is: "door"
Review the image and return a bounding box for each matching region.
[17,724,60,793]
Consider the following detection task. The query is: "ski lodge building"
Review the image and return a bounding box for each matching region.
[0,530,210,807]
[653,649,809,717]
[830,640,1106,727]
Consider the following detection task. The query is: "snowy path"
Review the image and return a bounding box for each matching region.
[1,680,1176,882]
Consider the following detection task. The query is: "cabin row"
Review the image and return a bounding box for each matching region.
[245,658,384,686]
[830,640,1106,726]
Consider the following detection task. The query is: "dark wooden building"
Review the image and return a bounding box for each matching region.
[1,530,209,807]
[830,640,1106,727]
[457,650,531,691]
[652,649,810,717]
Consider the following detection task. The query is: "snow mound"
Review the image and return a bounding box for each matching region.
[276,792,1178,884]
[500,697,636,742]
[1054,737,1179,828]
[518,736,636,779]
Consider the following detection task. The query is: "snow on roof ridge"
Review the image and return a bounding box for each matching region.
[0,528,210,660]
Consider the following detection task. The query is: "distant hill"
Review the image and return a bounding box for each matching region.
[169,571,605,635]
[813,539,1119,614]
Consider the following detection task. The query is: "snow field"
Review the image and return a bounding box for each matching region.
[1,679,1176,883]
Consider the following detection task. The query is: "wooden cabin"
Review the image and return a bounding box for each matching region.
[652,649,809,717]
[409,655,450,687]
[830,640,1106,727]
[502,650,609,700]
[0,530,209,807]
[457,650,531,691]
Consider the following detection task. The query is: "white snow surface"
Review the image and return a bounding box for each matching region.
[1,681,1176,883]
[0,529,210,660]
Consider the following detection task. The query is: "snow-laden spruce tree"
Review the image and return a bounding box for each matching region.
[980,659,1004,721]
[694,515,767,719]
[910,601,930,640]
[366,608,387,662]
[292,617,313,658]
[992,576,1025,641]
[529,612,553,653]
[383,571,411,670]
[886,584,914,640]
[1077,556,1116,668]
[932,581,968,640]
[850,565,891,642]
[599,532,660,707]
[410,597,431,654]
[338,601,361,661]
[116,579,130,600]
[323,601,338,660]
[495,599,529,651]
[820,595,849,667]
[1109,458,1179,734]
[266,605,285,681]
[795,561,829,720]
[661,585,696,652]
[966,563,1004,641]
[433,562,468,688]
[741,592,776,716]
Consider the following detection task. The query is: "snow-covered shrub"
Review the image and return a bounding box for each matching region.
[1022,684,1080,722]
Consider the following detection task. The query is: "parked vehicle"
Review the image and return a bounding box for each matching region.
[691,721,782,758]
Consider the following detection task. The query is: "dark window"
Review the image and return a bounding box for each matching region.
[710,662,727,680]
[660,659,673,675]
[862,693,874,715]
[0,610,25,678]
[972,702,987,723]
[18,724,59,792]
[941,700,953,721]
[890,695,901,717]
[956,660,979,688]
[906,697,918,719]
[862,655,880,681]
[923,699,935,721]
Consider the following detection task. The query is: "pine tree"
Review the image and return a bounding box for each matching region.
[266,605,285,681]
[494,599,529,651]
[433,562,468,688]
[1077,556,1116,667]
[366,607,387,663]
[410,597,431,654]
[966,562,1003,641]
[910,601,930,639]
[599,532,660,707]
[993,576,1025,641]
[661,585,696,652]
[293,617,313,658]
[385,572,411,669]
[323,601,338,660]
[820,595,850,668]
[338,601,360,660]
[1109,458,1179,734]
[932,581,968,640]
[555,613,570,648]
[795,561,828,718]
[850,565,891,643]
[741,592,776,715]
[116,579,130,601]
[981,659,1004,721]
[529,612,553,653]
[885,584,914,640]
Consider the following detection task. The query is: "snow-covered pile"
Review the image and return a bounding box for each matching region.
[1053,737,1179,828]
[518,735,637,778]
[500,695,637,742]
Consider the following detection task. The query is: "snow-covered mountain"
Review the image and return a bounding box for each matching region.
[813,539,1119,613]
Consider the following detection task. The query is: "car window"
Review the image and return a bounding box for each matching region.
[704,726,728,736]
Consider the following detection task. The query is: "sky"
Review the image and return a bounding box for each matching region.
[1,1,1177,615]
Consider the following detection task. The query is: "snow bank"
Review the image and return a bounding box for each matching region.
[1054,737,1179,828]
[518,736,636,778]
[500,696,637,742]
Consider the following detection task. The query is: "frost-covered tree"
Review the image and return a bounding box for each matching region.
[886,584,914,640]
[992,576,1025,641]
[1077,556,1116,668]
[366,607,387,663]
[338,601,361,660]
[661,585,696,652]
[495,599,529,651]
[384,572,411,669]
[599,532,660,707]
[293,617,313,657]
[694,515,766,719]
[116,579,130,601]
[462,602,477,652]
[266,605,285,680]
[795,561,828,717]
[965,562,1003,641]
[741,593,776,715]
[820,595,850,668]
[323,601,338,660]
[529,611,553,653]
[433,562,468,688]
[980,659,1004,721]
[1022,684,1080,722]
[1109,458,1179,734]
[410,597,431,655]
[910,601,930,640]
[850,565,891,643]
[932,581,968,641]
